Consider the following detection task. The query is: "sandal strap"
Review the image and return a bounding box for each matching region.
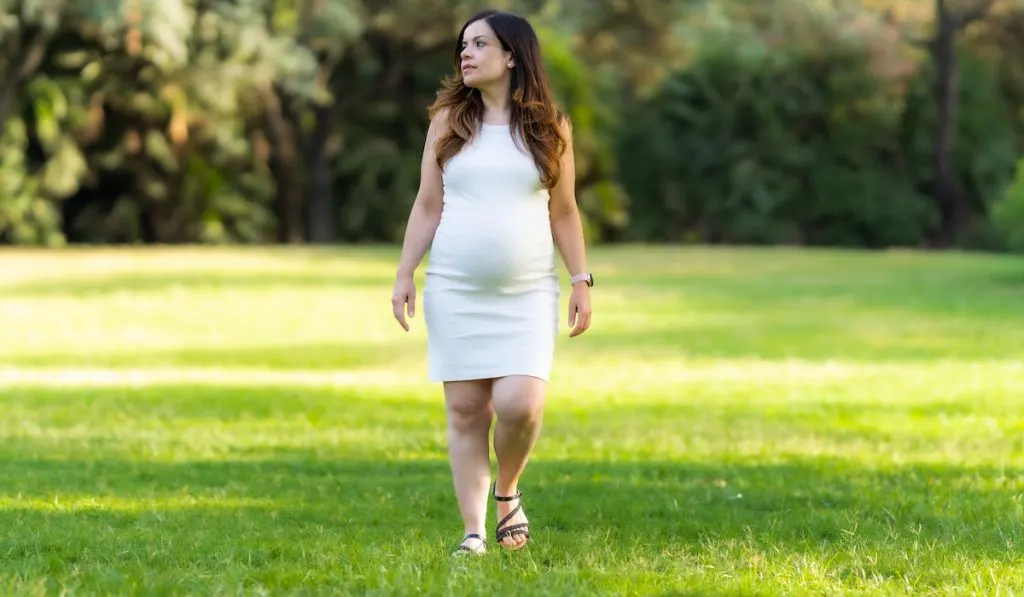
[492,482,522,502]
[457,533,487,553]
[496,504,523,529]
[496,522,530,540]
[456,545,484,554]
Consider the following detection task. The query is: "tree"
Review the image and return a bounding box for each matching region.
[1,0,331,245]
[926,0,998,246]
[0,0,65,132]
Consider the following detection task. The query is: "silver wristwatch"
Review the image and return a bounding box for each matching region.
[570,273,594,287]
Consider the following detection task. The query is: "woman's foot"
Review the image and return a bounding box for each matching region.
[493,483,530,550]
[452,533,487,556]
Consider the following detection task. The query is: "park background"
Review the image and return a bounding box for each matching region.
[2,0,1024,595]
[3,0,1024,250]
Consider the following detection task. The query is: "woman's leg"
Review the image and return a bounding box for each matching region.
[444,378,495,550]
[491,374,547,549]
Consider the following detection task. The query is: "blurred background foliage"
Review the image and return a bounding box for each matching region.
[2,0,1024,250]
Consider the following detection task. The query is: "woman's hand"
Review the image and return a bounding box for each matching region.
[392,275,417,332]
[568,284,592,338]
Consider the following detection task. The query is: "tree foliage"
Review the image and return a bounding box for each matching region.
[1,0,1023,250]
[616,0,1019,247]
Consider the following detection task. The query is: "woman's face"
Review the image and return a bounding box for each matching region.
[459,19,513,89]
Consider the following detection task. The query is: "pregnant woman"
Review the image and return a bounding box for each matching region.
[391,9,594,555]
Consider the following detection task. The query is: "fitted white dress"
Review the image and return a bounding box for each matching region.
[423,122,560,383]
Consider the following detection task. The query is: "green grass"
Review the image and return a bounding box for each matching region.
[1,244,1023,596]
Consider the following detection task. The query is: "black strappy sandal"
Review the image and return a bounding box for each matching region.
[452,533,487,556]
[493,482,530,550]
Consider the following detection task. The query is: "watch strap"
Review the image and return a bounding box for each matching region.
[570,273,593,287]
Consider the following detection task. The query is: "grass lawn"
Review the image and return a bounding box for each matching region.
[1,244,1022,596]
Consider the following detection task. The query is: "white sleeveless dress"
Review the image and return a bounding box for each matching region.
[423,122,560,383]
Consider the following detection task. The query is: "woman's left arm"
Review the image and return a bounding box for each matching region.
[549,117,592,338]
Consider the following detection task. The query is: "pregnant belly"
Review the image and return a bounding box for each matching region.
[428,207,555,289]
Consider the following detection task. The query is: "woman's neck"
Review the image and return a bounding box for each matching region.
[478,84,511,124]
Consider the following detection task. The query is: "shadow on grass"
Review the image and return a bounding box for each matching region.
[4,323,1018,369]
[0,499,435,595]
[1,384,1020,593]
[580,323,1023,361]
[2,455,1020,564]
[0,341,416,370]
[1,272,391,298]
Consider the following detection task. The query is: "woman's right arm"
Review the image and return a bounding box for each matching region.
[392,111,446,331]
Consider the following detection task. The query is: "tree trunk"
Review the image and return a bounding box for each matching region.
[263,88,304,244]
[930,13,964,248]
[925,0,996,248]
[306,104,335,244]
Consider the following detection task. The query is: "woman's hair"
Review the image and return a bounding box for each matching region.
[428,10,569,189]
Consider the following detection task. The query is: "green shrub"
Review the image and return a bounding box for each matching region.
[991,159,1024,252]
[615,10,1018,249]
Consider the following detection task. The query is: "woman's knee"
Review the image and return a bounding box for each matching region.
[444,380,493,432]
[492,376,546,426]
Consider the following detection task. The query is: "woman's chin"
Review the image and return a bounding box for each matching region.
[462,73,495,89]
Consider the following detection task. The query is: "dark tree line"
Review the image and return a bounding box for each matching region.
[1,0,1023,251]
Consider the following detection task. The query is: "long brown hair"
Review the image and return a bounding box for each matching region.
[428,10,568,189]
